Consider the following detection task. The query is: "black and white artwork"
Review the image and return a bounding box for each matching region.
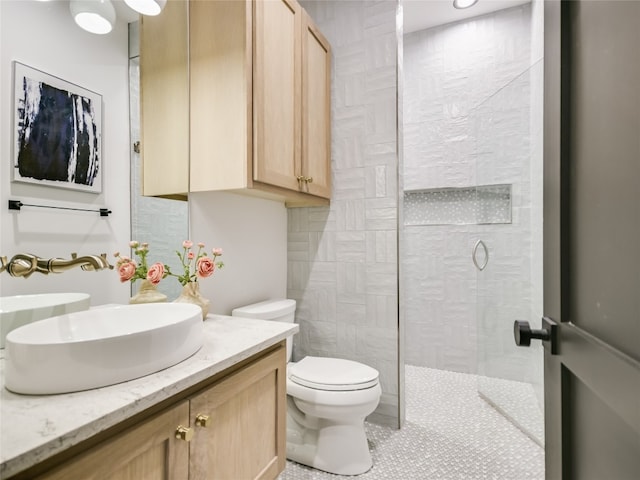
[13,62,102,193]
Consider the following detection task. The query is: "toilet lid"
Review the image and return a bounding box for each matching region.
[288,356,379,391]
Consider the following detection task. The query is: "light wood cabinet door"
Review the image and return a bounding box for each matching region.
[140,0,189,200]
[253,0,302,193]
[140,0,331,206]
[35,402,190,480]
[189,346,287,480]
[301,11,332,199]
[189,0,252,194]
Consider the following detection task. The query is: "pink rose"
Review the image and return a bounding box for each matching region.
[118,261,137,283]
[196,256,215,278]
[146,262,165,285]
[188,252,195,260]
[183,240,193,249]
[212,248,223,256]
[197,242,205,248]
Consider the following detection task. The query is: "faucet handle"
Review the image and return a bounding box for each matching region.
[100,253,114,270]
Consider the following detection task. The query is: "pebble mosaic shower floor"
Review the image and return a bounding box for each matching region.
[279,365,545,480]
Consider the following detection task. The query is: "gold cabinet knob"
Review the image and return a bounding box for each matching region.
[296,175,305,182]
[175,425,194,442]
[305,177,313,184]
[195,414,210,428]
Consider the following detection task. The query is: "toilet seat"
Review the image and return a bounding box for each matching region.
[288,356,379,391]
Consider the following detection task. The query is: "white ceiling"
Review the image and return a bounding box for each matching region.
[403,0,531,34]
[114,0,531,34]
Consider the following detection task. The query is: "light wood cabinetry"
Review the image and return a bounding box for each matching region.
[253,0,302,195]
[189,346,286,480]
[139,0,189,200]
[35,402,190,480]
[26,346,286,480]
[140,0,332,207]
[301,11,332,199]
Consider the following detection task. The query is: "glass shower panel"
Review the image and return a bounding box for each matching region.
[472,62,545,446]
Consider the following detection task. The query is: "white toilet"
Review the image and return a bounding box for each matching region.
[232,299,381,476]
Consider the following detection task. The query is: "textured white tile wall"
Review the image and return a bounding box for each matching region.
[403,5,534,192]
[291,0,400,427]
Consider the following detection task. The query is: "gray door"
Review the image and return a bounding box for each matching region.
[542,1,640,478]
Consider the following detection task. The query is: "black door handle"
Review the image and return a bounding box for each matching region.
[513,318,558,355]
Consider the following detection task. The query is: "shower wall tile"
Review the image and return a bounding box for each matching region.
[309,231,336,261]
[403,4,533,192]
[290,0,399,427]
[335,200,365,231]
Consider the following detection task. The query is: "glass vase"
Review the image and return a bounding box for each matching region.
[173,281,210,319]
[129,279,167,304]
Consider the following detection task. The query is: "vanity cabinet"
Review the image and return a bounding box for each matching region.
[35,402,190,480]
[189,345,286,479]
[28,346,286,480]
[140,0,332,207]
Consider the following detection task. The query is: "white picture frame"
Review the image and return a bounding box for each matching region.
[12,61,103,194]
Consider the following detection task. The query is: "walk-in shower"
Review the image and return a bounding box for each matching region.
[401,0,544,446]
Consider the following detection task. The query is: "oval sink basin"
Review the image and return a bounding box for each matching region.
[4,303,203,395]
[0,293,91,349]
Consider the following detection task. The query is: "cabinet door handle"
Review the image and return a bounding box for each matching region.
[295,176,313,185]
[195,414,210,428]
[175,425,194,442]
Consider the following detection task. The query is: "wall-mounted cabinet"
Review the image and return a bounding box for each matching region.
[139,0,189,201]
[140,0,332,207]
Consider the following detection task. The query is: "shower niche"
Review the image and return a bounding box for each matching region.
[403,184,512,226]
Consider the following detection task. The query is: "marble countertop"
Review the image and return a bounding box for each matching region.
[0,314,298,479]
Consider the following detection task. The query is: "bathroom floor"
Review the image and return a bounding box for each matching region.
[279,366,545,480]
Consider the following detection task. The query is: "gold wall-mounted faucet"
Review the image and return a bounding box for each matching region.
[0,253,113,278]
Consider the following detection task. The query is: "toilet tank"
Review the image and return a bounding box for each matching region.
[231,299,296,361]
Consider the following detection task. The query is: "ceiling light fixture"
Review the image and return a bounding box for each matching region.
[69,0,116,35]
[123,0,167,16]
[453,0,479,9]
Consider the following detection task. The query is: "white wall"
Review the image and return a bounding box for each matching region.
[190,192,287,316]
[0,1,131,305]
[290,0,400,427]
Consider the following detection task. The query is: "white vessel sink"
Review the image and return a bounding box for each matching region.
[0,293,91,348]
[4,303,203,395]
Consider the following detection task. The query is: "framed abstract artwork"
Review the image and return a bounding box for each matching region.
[12,62,102,193]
